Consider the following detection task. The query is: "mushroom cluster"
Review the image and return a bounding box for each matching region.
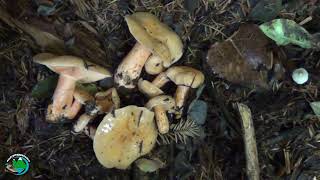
[33,12,204,170]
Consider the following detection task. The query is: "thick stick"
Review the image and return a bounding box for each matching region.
[237,103,260,180]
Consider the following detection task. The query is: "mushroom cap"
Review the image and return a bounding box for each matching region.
[33,53,112,83]
[138,79,164,98]
[146,95,175,112]
[292,68,308,84]
[93,106,157,169]
[125,12,183,68]
[144,55,165,75]
[166,66,205,88]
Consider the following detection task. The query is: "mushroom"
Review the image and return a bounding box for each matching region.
[33,53,111,122]
[137,79,163,98]
[292,68,309,85]
[151,66,204,116]
[72,88,120,134]
[87,88,120,116]
[146,95,175,134]
[93,105,157,169]
[114,12,183,89]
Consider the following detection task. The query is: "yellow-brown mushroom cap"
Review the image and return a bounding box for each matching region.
[93,106,157,169]
[33,53,112,83]
[166,66,205,88]
[146,95,175,113]
[125,12,183,68]
[138,79,164,98]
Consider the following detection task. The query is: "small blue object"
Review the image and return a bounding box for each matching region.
[292,68,308,84]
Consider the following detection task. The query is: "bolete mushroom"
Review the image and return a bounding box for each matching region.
[93,105,157,169]
[151,66,204,116]
[114,12,183,89]
[33,53,111,122]
[146,95,175,134]
[72,88,120,134]
[138,79,164,98]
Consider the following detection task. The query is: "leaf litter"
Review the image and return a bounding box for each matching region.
[1,0,320,179]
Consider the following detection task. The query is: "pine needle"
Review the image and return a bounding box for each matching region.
[158,118,201,145]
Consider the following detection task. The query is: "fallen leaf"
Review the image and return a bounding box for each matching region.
[249,0,282,22]
[184,0,199,13]
[310,102,320,116]
[188,100,207,125]
[135,158,163,172]
[207,24,279,88]
[31,76,58,99]
[259,19,314,48]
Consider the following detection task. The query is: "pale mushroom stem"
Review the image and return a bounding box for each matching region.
[84,126,97,140]
[152,72,170,88]
[174,86,190,117]
[154,106,170,134]
[73,114,96,133]
[48,75,76,121]
[65,99,82,119]
[114,43,152,88]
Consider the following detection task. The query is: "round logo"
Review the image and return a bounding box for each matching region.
[5,154,30,176]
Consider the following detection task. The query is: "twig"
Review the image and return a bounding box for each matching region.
[237,103,260,180]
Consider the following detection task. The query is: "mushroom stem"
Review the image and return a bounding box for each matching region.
[84,125,96,139]
[154,106,170,134]
[73,114,96,133]
[47,75,76,121]
[152,72,170,88]
[114,43,152,89]
[64,99,82,119]
[174,86,190,117]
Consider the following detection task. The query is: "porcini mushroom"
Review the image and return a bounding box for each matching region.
[33,53,111,122]
[114,12,183,89]
[72,88,120,134]
[93,106,157,169]
[138,79,164,98]
[151,66,204,117]
[146,95,175,134]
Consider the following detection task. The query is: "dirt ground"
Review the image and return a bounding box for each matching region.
[1,0,320,179]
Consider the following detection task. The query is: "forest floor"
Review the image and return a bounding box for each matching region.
[1,0,320,179]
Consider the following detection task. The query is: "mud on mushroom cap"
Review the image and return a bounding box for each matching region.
[93,105,157,169]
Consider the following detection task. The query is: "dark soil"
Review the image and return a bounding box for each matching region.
[1,0,320,179]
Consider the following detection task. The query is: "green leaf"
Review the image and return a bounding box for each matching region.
[249,0,282,22]
[188,100,208,125]
[31,76,58,99]
[259,19,313,48]
[310,102,320,116]
[195,84,205,100]
[135,158,163,173]
[76,83,99,95]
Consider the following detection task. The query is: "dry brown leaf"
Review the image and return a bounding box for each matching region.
[207,24,279,88]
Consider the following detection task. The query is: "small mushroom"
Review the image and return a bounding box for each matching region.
[88,88,120,116]
[93,106,157,169]
[72,88,120,134]
[292,68,308,85]
[114,12,183,89]
[146,95,175,134]
[33,53,111,122]
[152,66,204,116]
[138,79,164,98]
